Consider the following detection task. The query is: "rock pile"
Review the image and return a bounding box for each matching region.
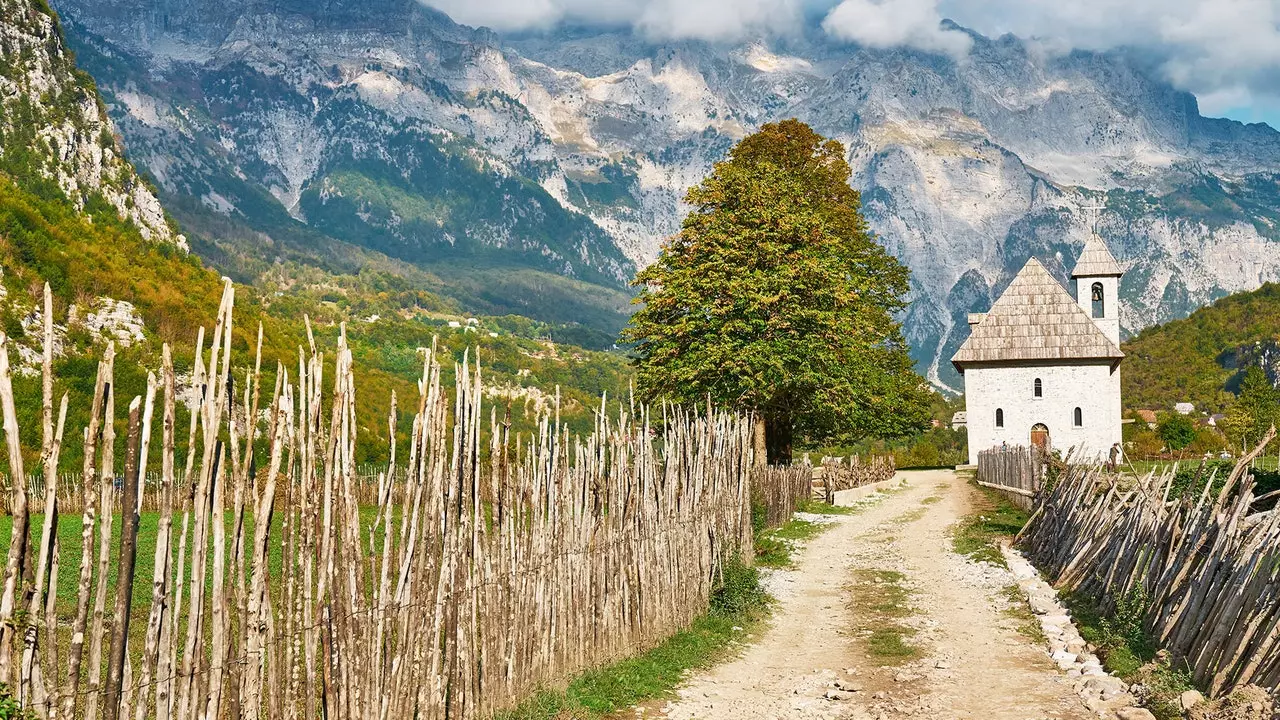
[1002,545,1149,719]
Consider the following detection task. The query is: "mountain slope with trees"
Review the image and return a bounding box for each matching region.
[1122,282,1280,414]
[0,0,633,466]
[48,0,1280,390]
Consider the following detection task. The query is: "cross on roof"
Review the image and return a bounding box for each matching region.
[1081,204,1106,232]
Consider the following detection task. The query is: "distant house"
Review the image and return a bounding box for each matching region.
[1207,413,1227,428]
[447,320,462,329]
[952,236,1124,465]
[1135,409,1158,429]
[1175,402,1195,415]
[951,411,967,430]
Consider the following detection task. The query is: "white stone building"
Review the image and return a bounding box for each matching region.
[952,237,1125,465]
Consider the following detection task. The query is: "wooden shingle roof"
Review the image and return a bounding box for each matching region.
[1071,235,1123,278]
[951,259,1124,369]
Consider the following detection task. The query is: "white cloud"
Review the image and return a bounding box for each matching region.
[821,0,971,58]
[419,0,806,38]
[418,0,1280,117]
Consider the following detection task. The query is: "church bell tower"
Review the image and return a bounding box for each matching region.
[1071,235,1123,347]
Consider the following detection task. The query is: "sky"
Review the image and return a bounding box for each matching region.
[417,0,1280,129]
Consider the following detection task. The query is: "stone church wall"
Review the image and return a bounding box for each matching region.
[963,361,1122,465]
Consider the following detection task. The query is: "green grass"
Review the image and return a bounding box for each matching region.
[0,507,302,614]
[494,559,770,719]
[795,499,854,515]
[864,627,918,661]
[9,504,774,720]
[0,504,358,674]
[999,585,1046,644]
[1125,456,1279,476]
[921,496,942,505]
[851,569,919,665]
[753,518,827,568]
[767,519,825,542]
[893,508,927,523]
[950,480,1029,567]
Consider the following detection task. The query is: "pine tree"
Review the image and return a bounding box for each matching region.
[1235,366,1280,446]
[624,119,930,463]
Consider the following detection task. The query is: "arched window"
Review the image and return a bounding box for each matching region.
[1034,378,1043,398]
[995,408,1004,428]
[1091,282,1105,319]
[1074,407,1083,427]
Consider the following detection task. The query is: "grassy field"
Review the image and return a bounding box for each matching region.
[2,497,814,720]
[0,503,315,684]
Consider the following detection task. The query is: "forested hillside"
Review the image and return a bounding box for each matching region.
[1122,282,1280,412]
[0,0,632,466]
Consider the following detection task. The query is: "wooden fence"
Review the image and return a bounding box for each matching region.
[0,282,757,720]
[5,467,395,515]
[753,465,811,529]
[818,455,896,504]
[1018,427,1280,698]
[975,446,1045,509]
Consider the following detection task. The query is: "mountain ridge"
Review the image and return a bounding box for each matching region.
[1122,282,1280,413]
[48,0,1280,388]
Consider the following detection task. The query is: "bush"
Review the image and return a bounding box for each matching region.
[817,426,967,469]
[1187,428,1227,455]
[1168,461,1280,504]
[1128,429,1164,459]
[0,683,29,720]
[1102,586,1154,658]
[710,557,768,616]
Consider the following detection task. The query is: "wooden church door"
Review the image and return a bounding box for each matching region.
[1030,423,1050,451]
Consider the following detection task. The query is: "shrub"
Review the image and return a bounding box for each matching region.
[710,558,767,616]
[1128,429,1164,459]
[0,683,30,720]
[1187,427,1227,455]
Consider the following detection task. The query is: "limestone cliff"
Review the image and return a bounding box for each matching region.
[0,0,181,246]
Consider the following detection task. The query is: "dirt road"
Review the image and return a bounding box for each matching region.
[649,469,1093,720]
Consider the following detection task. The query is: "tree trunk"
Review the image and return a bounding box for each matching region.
[764,414,793,465]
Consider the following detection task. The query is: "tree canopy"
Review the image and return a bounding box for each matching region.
[1157,413,1196,452]
[623,119,930,462]
[1222,366,1280,450]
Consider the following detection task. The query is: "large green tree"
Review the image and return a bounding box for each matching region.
[623,119,930,463]
[1225,366,1280,450]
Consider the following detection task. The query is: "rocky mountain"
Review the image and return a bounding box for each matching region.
[47,0,1280,388]
[0,0,180,245]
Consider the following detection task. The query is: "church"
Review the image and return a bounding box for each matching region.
[952,237,1125,465]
